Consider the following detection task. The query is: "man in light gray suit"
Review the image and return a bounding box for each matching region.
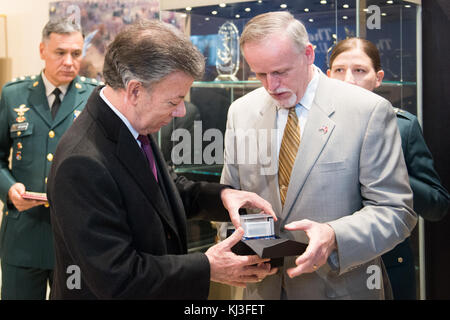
[221,12,417,299]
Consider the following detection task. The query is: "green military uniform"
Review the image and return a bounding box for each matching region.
[0,73,97,299]
[382,108,450,299]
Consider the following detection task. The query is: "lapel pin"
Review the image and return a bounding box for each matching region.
[319,125,328,134]
[73,110,81,120]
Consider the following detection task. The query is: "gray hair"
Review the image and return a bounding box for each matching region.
[240,11,309,53]
[42,17,82,42]
[103,19,205,90]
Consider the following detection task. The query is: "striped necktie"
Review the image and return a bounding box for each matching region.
[278,106,301,206]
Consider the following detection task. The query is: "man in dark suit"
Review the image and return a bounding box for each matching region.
[0,18,97,299]
[47,19,276,299]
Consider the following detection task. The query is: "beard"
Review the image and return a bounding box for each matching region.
[268,88,298,108]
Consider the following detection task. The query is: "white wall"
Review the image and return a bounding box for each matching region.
[0,0,52,79]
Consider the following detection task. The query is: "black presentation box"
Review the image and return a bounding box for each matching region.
[231,237,308,267]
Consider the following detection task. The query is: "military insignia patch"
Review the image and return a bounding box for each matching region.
[13,104,30,123]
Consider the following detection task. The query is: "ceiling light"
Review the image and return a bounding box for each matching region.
[219,3,226,8]
[211,10,218,15]
[304,8,309,12]
[308,18,314,22]
[245,7,251,12]
[235,14,240,18]
[343,4,349,9]
[320,0,327,4]
[185,7,192,11]
[342,16,348,20]
[280,4,287,9]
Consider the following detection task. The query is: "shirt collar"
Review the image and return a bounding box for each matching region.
[99,87,139,141]
[298,65,320,110]
[41,70,70,97]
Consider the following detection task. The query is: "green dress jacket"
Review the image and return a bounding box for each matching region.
[382,108,450,299]
[0,74,97,270]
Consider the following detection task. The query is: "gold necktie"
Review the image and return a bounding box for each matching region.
[278,107,301,206]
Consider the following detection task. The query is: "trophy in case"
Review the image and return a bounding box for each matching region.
[215,21,240,81]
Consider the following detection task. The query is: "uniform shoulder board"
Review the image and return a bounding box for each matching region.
[79,76,103,86]
[4,75,37,88]
[393,107,415,121]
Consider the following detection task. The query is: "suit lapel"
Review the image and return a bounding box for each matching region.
[150,136,187,251]
[27,75,52,127]
[115,127,181,238]
[281,74,336,221]
[87,88,181,242]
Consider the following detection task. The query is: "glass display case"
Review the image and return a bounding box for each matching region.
[160,0,423,298]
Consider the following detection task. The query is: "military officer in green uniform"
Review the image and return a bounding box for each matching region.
[381,108,450,299]
[0,18,97,299]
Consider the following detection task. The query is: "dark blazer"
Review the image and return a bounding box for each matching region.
[0,74,96,270]
[47,86,230,299]
[382,108,450,299]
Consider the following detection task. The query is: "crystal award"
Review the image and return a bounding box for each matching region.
[215,21,240,81]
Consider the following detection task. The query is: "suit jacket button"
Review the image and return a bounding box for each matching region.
[397,257,403,263]
[49,130,55,138]
[47,153,54,162]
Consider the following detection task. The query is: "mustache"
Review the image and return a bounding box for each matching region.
[267,88,292,95]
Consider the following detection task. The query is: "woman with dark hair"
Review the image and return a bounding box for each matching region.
[328,37,450,299]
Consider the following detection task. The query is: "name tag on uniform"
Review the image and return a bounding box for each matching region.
[10,122,29,132]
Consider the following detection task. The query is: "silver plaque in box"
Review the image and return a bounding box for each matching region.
[240,214,275,240]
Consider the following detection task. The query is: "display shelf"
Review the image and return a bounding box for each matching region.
[382,80,417,86]
[175,165,222,177]
[192,80,261,89]
[192,79,416,89]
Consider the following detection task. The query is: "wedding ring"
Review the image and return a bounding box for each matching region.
[312,264,318,270]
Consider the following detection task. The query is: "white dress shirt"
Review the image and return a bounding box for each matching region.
[41,70,69,110]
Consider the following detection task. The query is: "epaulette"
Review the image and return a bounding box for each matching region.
[4,75,39,88]
[79,76,104,86]
[393,107,415,121]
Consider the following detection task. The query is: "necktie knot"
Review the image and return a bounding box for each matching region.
[138,134,150,146]
[53,87,61,97]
